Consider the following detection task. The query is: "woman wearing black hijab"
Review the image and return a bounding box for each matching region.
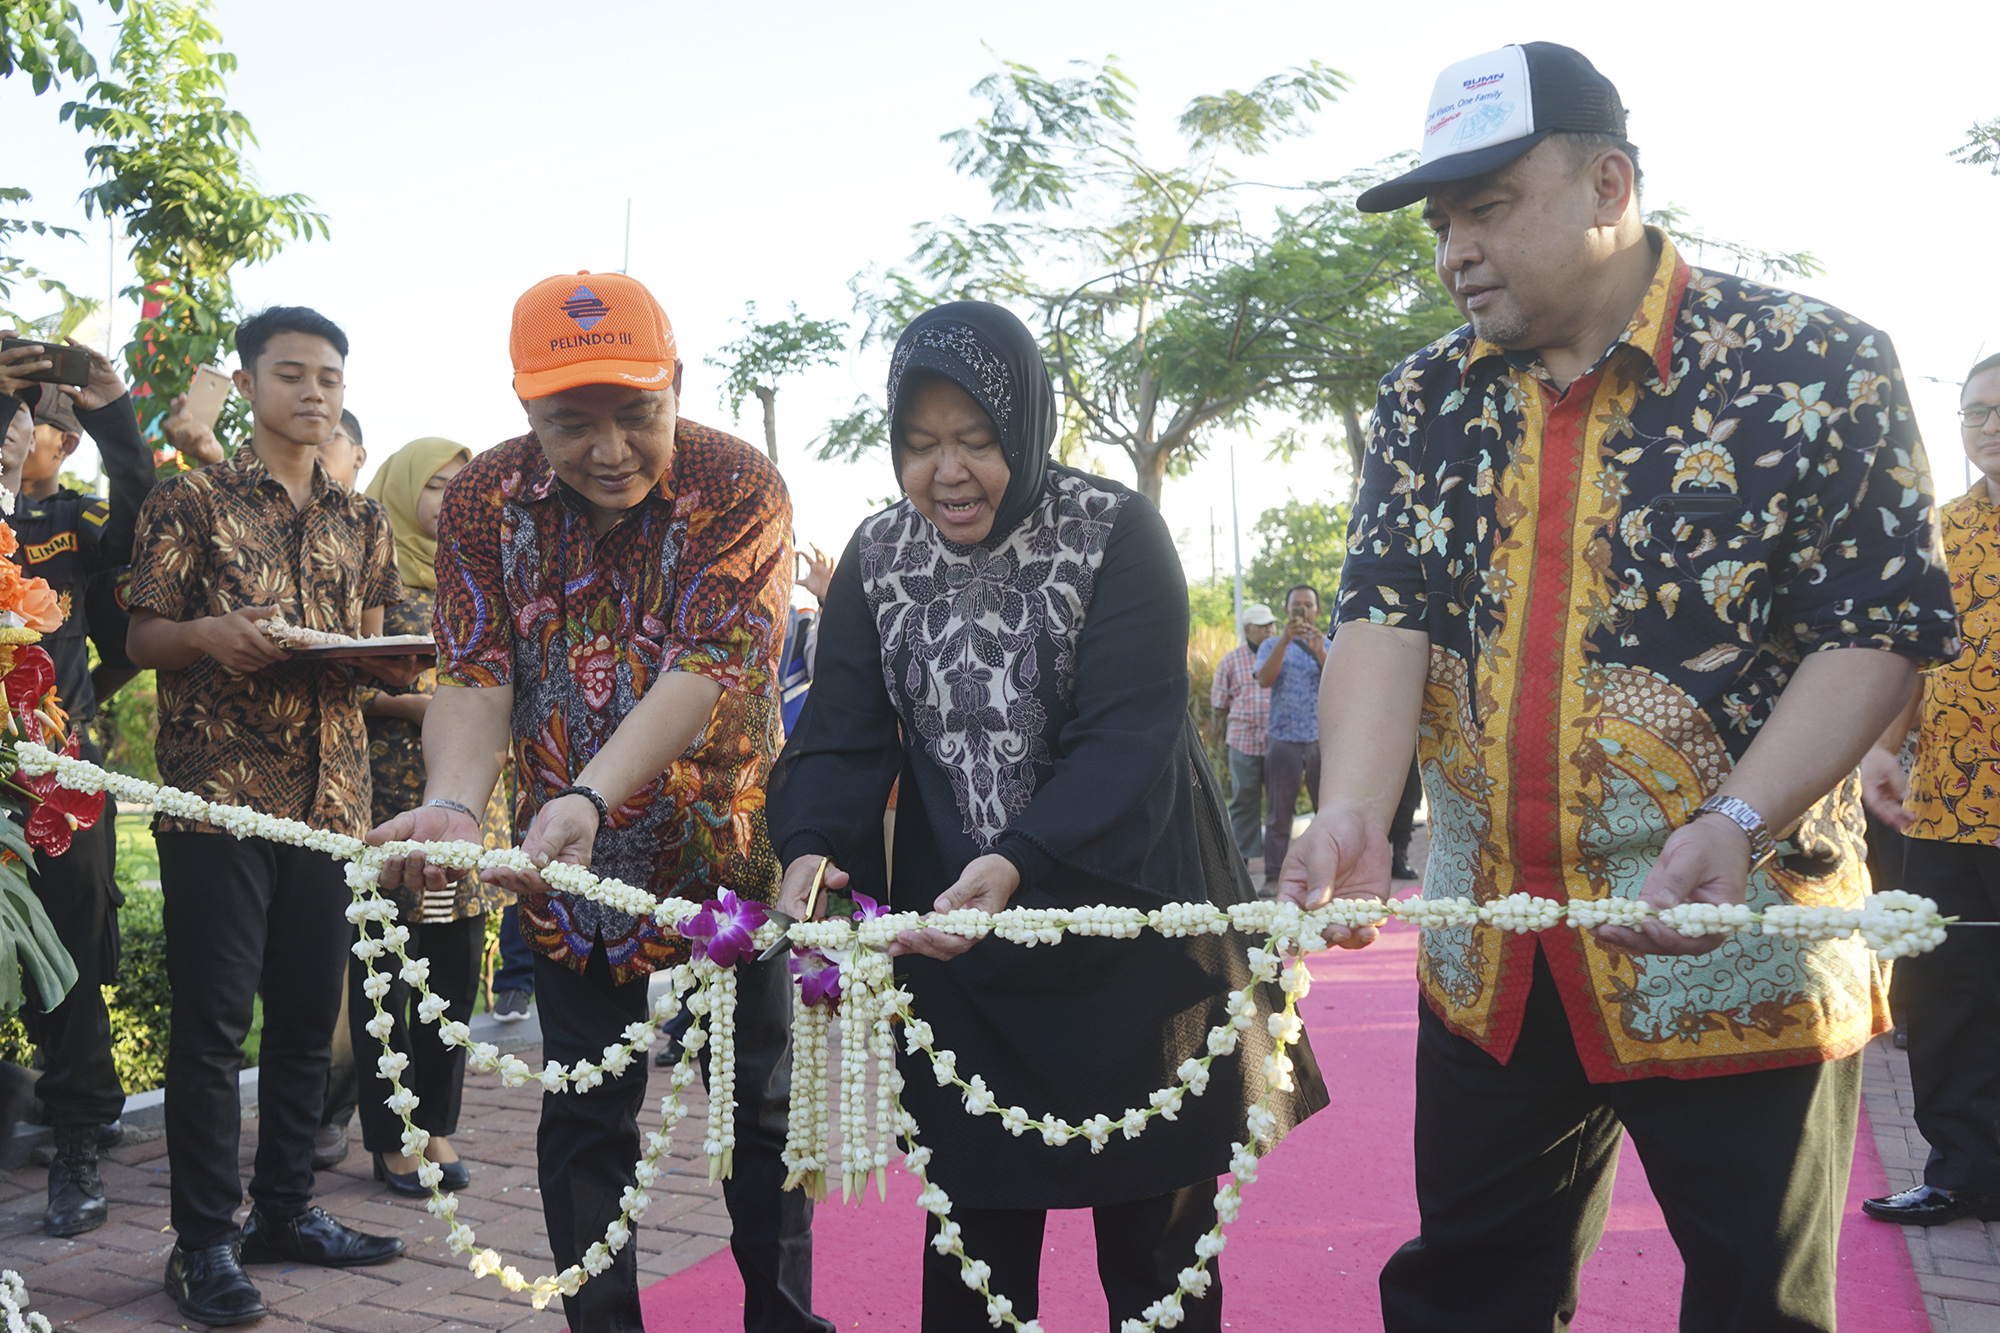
[768,301,1325,1330]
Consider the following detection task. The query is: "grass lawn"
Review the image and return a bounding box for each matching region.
[115,810,160,884]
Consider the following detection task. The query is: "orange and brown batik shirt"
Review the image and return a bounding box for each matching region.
[1338,230,1957,1082]
[128,446,401,839]
[431,423,792,984]
[1907,484,2000,843]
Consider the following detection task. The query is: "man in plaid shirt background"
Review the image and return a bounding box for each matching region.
[1209,602,1276,874]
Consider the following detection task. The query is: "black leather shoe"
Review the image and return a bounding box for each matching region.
[44,1123,108,1237]
[166,1241,267,1326]
[97,1119,124,1151]
[435,1158,470,1191]
[238,1205,403,1267]
[1862,1184,2000,1225]
[312,1121,350,1171]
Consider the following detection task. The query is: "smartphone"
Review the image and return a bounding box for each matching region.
[0,338,90,388]
[185,365,233,431]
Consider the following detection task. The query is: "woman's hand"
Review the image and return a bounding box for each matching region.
[890,853,1020,960]
[775,854,849,921]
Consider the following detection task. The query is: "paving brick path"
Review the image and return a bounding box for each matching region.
[1865,1030,2000,1332]
[0,1046,735,1333]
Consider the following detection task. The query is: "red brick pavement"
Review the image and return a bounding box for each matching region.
[0,1047,734,1332]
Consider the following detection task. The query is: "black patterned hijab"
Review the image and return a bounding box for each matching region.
[886,301,1056,546]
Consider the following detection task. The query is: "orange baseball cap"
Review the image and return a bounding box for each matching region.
[510,270,679,399]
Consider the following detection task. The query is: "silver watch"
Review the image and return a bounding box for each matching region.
[1691,795,1776,867]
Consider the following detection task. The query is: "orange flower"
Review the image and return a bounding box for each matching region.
[0,523,17,558]
[13,579,61,634]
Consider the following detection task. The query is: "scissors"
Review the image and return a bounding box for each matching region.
[756,856,829,963]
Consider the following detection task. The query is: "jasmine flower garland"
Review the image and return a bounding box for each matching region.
[12,742,1960,1320]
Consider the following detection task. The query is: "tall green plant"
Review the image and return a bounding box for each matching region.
[61,0,327,442]
[707,301,848,462]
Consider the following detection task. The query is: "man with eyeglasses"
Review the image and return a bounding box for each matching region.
[1860,351,2000,1225]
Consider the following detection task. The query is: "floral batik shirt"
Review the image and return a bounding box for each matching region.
[1906,484,2000,844]
[432,423,791,983]
[1338,230,1957,1081]
[128,447,401,838]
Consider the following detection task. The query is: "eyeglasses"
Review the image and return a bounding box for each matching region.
[1965,405,2000,429]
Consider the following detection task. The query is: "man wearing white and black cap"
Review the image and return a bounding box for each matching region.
[1279,41,1957,1331]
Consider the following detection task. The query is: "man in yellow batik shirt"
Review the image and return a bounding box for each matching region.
[1862,351,2000,1226]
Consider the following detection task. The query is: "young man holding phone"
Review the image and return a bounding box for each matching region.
[0,333,153,1237]
[126,307,415,1324]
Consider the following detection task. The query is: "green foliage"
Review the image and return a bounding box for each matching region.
[0,1,106,92]
[1643,204,1821,282]
[61,0,327,442]
[0,842,77,1015]
[1244,495,1350,610]
[1955,118,2000,175]
[815,393,888,463]
[103,876,170,1090]
[93,669,158,784]
[850,54,1450,509]
[706,301,847,462]
[1187,579,1237,635]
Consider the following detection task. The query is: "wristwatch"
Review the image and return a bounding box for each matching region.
[1690,795,1777,867]
[552,784,610,825]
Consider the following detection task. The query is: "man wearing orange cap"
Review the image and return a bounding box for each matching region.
[369,273,831,1333]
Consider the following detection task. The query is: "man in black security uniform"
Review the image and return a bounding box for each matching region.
[0,335,153,1237]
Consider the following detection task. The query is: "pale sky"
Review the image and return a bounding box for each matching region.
[5,0,1992,588]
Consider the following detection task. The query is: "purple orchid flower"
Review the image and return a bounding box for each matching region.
[787,896,885,1008]
[682,888,767,969]
[790,948,843,1007]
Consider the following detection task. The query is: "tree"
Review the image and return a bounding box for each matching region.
[1244,496,1349,611]
[61,0,327,444]
[1955,118,2000,174]
[846,56,1464,507]
[0,0,121,328]
[706,301,848,463]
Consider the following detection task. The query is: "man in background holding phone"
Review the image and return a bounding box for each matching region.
[0,333,153,1238]
[1253,583,1331,893]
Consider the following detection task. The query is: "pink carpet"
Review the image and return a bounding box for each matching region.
[639,923,1928,1331]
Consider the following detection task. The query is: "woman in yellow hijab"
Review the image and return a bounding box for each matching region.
[351,438,513,1196]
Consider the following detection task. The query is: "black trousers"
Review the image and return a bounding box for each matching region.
[919,1184,1221,1332]
[1380,949,1859,1333]
[158,833,349,1247]
[350,915,483,1153]
[1900,836,2000,1194]
[534,948,830,1333]
[22,806,125,1124]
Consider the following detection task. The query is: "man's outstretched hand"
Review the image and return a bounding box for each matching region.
[1277,808,1391,950]
[367,803,481,896]
[1592,812,1751,957]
